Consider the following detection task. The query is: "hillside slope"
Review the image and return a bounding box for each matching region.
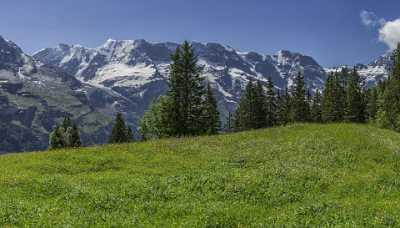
[1,124,400,226]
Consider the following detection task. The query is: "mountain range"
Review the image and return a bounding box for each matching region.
[0,35,393,153]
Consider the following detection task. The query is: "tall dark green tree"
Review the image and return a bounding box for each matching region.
[378,43,400,130]
[162,41,207,136]
[49,117,81,149]
[202,82,220,135]
[366,87,378,121]
[311,90,322,122]
[344,69,365,122]
[322,72,345,122]
[265,78,277,127]
[109,113,131,144]
[254,81,267,128]
[140,41,220,138]
[291,72,309,122]
[234,81,256,131]
[276,88,291,126]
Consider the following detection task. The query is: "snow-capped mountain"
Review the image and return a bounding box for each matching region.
[34,39,327,116]
[0,36,138,153]
[325,52,393,87]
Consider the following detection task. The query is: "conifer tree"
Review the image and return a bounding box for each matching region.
[71,124,81,147]
[160,41,206,136]
[49,117,81,149]
[254,81,267,128]
[306,90,313,121]
[379,43,400,130]
[202,82,220,135]
[265,78,277,127]
[276,88,291,125]
[344,69,365,122]
[311,90,322,122]
[49,127,64,149]
[366,87,378,121]
[322,72,345,122]
[235,81,268,131]
[126,127,134,142]
[291,72,308,122]
[234,81,255,131]
[109,113,130,144]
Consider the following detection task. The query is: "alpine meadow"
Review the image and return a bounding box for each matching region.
[1,0,400,226]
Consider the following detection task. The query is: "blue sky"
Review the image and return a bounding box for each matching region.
[1,0,399,66]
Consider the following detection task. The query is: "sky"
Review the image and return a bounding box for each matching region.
[0,0,399,67]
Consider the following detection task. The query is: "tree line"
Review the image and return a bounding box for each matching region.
[48,42,400,149]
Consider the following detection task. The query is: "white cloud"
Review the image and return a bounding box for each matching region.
[360,10,400,50]
[379,19,400,50]
[360,10,385,27]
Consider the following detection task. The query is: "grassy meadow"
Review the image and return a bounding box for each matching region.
[1,124,400,226]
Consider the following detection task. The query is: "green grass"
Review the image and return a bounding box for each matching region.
[1,124,400,226]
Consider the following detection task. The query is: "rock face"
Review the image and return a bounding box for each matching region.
[34,39,327,116]
[0,36,137,153]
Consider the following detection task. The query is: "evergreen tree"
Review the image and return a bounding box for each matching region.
[49,127,64,149]
[254,81,267,128]
[344,69,365,122]
[311,90,322,122]
[202,82,220,135]
[49,117,81,149]
[276,88,291,125]
[306,90,313,121]
[291,72,309,122]
[235,81,255,131]
[157,41,206,137]
[265,78,277,127]
[366,87,378,121]
[109,113,130,144]
[379,43,400,130]
[126,127,134,142]
[70,124,81,147]
[322,72,345,122]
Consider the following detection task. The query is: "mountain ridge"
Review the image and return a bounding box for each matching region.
[0,35,393,153]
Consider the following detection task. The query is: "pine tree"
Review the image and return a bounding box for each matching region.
[49,127,64,149]
[254,81,267,128]
[202,82,220,135]
[311,90,322,122]
[70,124,81,147]
[276,88,291,126]
[235,81,255,131]
[322,72,345,122]
[306,90,312,121]
[265,78,277,127]
[109,113,129,144]
[344,69,365,122]
[291,72,308,122]
[126,127,134,142]
[157,41,206,137]
[235,81,265,131]
[366,87,378,121]
[48,117,81,149]
[379,43,400,130]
